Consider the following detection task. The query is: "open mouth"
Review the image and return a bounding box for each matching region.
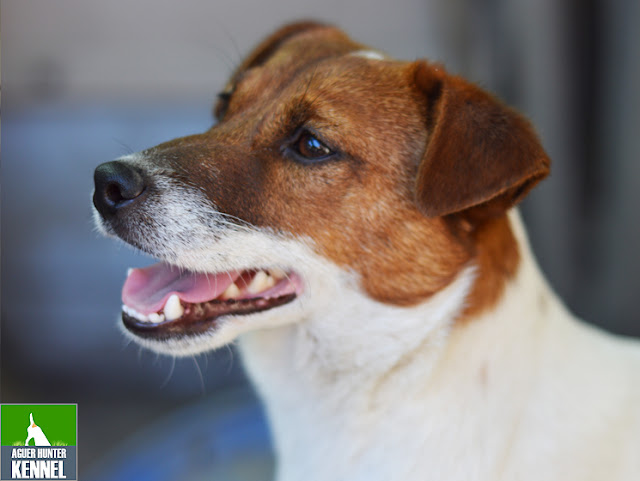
[121,263,303,339]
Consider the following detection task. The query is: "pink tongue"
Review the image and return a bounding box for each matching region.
[122,263,239,315]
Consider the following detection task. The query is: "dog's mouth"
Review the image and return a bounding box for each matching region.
[121,263,303,339]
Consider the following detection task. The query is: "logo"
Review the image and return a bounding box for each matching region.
[1,404,77,480]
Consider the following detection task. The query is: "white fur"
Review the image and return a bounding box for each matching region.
[351,49,387,60]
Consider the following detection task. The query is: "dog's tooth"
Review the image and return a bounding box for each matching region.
[123,304,148,322]
[266,274,276,288]
[148,312,165,324]
[248,271,276,294]
[127,268,134,277]
[163,294,184,321]
[248,271,267,293]
[269,268,286,280]
[221,282,241,300]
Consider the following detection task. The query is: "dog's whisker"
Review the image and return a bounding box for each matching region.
[202,353,209,371]
[152,352,161,366]
[225,271,235,290]
[214,218,253,233]
[223,344,235,375]
[219,25,243,71]
[216,211,256,229]
[159,356,176,389]
[112,137,135,155]
[120,335,134,351]
[212,46,238,74]
[191,356,206,395]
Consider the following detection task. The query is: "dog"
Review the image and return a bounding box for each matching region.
[26,413,51,446]
[92,21,640,481]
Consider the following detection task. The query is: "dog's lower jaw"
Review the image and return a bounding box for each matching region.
[239,212,635,481]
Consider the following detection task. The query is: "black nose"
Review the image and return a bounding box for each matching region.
[93,161,146,217]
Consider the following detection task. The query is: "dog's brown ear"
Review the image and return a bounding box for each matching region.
[236,21,334,73]
[412,61,550,222]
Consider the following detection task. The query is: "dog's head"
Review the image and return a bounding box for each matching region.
[93,22,549,356]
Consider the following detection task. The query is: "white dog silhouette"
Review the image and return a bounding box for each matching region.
[25,413,51,446]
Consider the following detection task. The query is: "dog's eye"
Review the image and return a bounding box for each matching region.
[290,130,335,163]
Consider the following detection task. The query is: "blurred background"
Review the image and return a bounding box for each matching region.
[2,0,639,479]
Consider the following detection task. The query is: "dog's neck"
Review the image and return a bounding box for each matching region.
[239,211,568,481]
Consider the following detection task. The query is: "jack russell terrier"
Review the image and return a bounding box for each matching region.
[93,22,640,481]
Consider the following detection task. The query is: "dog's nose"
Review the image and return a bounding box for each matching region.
[93,161,146,217]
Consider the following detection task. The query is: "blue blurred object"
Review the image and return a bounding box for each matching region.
[87,387,274,481]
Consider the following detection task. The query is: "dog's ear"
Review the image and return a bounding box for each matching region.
[236,21,335,73]
[412,61,550,222]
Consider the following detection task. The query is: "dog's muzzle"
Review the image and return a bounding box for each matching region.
[92,159,304,341]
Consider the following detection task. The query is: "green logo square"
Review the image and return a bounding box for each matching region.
[1,405,77,447]
[1,404,78,480]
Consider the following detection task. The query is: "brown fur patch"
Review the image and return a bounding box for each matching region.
[457,214,521,319]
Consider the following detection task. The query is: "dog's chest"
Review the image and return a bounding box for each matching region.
[240,323,518,481]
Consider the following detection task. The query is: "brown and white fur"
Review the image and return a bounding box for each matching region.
[92,22,640,481]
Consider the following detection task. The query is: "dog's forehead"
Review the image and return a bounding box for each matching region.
[237,53,408,101]
[225,24,392,93]
[216,30,418,146]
